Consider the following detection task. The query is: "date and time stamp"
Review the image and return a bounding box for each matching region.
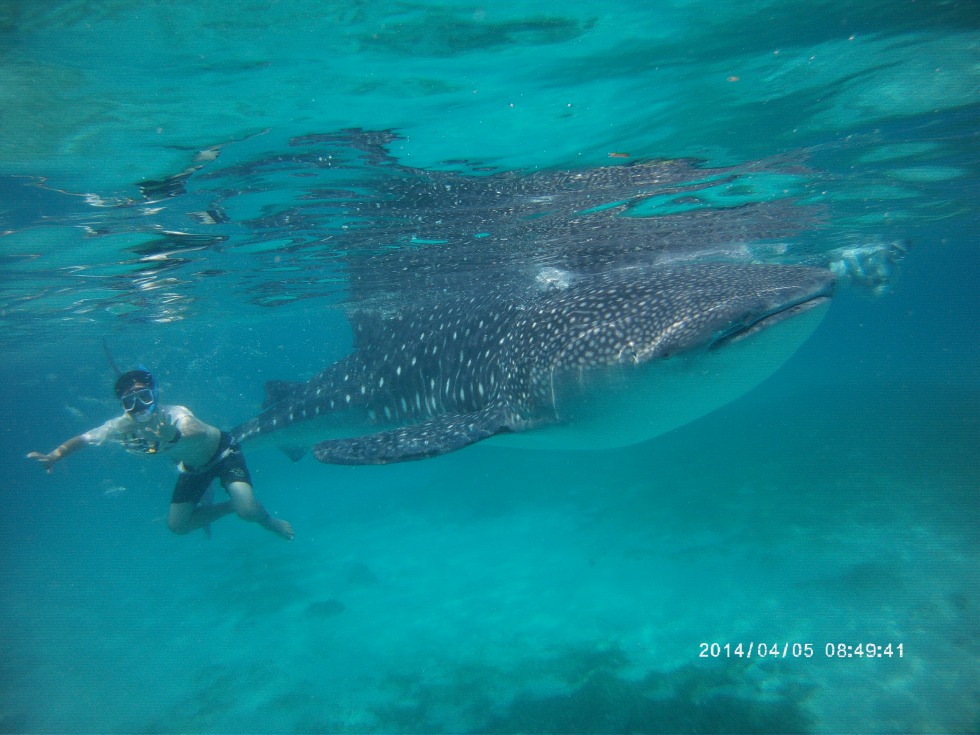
[699,642,905,659]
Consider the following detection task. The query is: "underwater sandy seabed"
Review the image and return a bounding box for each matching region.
[2,368,976,734]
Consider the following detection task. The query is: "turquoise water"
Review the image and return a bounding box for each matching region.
[1,1,978,733]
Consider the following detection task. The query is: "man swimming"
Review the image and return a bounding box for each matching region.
[27,368,294,541]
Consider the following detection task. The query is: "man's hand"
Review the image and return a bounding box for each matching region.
[27,436,84,471]
[26,451,58,473]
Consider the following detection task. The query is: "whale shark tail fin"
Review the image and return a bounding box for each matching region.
[197,485,215,539]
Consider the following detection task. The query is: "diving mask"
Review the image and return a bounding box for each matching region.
[121,387,156,420]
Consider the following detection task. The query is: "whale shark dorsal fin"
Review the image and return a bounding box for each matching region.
[262,380,304,409]
[279,445,308,462]
[312,404,520,465]
[348,309,386,350]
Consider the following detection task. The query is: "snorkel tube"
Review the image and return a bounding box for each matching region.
[102,336,123,379]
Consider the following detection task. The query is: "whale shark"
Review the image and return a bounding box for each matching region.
[142,130,852,464]
[232,261,834,464]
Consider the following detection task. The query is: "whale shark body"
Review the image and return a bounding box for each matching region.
[196,132,848,464]
[232,261,834,464]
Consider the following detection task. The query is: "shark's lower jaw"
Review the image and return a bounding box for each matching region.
[710,294,833,350]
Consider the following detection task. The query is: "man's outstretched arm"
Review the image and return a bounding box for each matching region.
[27,434,89,473]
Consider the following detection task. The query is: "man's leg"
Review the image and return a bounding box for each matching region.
[225,480,294,540]
[168,500,233,535]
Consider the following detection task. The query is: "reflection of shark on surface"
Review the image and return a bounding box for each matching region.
[232,262,835,464]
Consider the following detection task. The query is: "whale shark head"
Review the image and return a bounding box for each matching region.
[490,262,835,450]
[524,262,834,369]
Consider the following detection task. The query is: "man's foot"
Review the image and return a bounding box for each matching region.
[262,516,295,541]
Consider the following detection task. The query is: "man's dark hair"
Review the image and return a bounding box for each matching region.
[115,369,155,399]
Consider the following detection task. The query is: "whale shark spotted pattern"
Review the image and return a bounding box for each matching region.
[213,130,843,463]
[232,262,834,463]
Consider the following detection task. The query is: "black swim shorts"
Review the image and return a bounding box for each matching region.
[171,432,252,505]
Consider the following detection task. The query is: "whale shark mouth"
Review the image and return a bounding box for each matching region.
[709,294,833,350]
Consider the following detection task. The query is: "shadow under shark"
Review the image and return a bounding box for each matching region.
[231,261,834,464]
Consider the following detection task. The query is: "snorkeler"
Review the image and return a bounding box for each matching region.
[27,368,294,541]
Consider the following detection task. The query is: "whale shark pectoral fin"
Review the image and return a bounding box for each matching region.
[312,404,518,465]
